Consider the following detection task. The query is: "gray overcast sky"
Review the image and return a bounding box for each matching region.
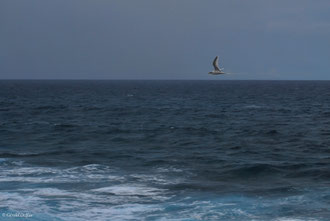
[1,0,330,80]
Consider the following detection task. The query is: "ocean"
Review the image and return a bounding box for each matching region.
[1,80,330,221]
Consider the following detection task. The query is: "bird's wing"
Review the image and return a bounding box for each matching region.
[212,56,220,71]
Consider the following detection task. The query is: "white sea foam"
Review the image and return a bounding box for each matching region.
[1,162,325,221]
[0,187,326,221]
[33,188,74,197]
[0,192,49,213]
[156,166,184,173]
[0,165,124,184]
[92,185,165,196]
[0,186,167,221]
[130,174,181,185]
[274,218,318,221]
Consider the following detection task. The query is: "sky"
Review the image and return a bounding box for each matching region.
[1,0,330,80]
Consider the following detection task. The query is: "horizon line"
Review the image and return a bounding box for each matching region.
[1,79,330,81]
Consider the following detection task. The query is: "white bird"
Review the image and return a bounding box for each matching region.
[209,56,226,75]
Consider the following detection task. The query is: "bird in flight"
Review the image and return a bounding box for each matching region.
[209,56,226,75]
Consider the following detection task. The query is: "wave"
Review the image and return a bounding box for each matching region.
[1,160,330,220]
[3,189,327,221]
[0,150,78,158]
[92,185,165,196]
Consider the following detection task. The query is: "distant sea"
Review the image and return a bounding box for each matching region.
[1,80,330,221]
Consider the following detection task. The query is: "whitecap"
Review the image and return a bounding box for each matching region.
[33,188,73,197]
[0,165,124,184]
[92,185,165,196]
[130,174,180,185]
[156,166,184,173]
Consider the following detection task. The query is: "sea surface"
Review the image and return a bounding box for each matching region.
[1,80,330,221]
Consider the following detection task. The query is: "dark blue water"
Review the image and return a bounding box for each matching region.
[1,80,330,221]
